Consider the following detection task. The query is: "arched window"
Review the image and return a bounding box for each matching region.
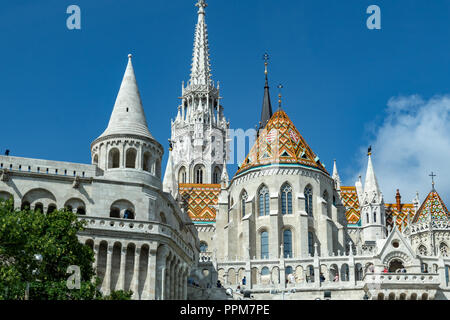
[125,148,137,168]
[47,204,57,214]
[355,263,363,281]
[21,201,31,210]
[283,229,292,258]
[123,209,134,219]
[240,190,248,218]
[286,266,293,275]
[195,165,205,184]
[35,203,44,213]
[76,207,86,215]
[93,154,98,165]
[281,184,293,215]
[373,212,377,223]
[440,243,449,257]
[304,186,313,216]
[178,167,187,184]
[261,231,269,259]
[308,231,314,255]
[108,148,120,169]
[261,267,270,276]
[213,167,221,184]
[307,265,315,282]
[110,207,120,218]
[143,152,151,172]
[200,242,208,252]
[418,245,427,256]
[258,185,270,216]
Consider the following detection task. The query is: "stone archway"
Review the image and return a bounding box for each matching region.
[388,259,404,273]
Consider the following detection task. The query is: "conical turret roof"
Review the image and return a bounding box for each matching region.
[236,109,327,176]
[98,54,153,140]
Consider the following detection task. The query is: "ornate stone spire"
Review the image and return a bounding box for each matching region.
[363,151,381,199]
[189,0,212,86]
[99,54,152,140]
[259,53,273,129]
[332,159,341,190]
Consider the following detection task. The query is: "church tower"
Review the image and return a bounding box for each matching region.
[163,0,228,196]
[360,150,387,243]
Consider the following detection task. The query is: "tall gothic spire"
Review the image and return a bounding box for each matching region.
[99,54,152,140]
[260,53,273,129]
[189,0,212,86]
[363,152,381,198]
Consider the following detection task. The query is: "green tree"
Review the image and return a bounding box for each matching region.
[0,198,131,300]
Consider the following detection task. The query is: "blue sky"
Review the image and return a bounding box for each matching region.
[1,0,450,203]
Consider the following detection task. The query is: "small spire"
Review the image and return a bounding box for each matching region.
[277,84,283,110]
[259,53,273,129]
[363,149,381,197]
[332,159,341,190]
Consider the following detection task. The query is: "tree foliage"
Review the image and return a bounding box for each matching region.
[0,198,131,300]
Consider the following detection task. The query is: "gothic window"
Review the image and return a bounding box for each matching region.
[355,263,363,281]
[195,165,205,184]
[261,231,269,259]
[440,243,449,257]
[304,186,313,217]
[418,245,427,256]
[108,148,120,169]
[125,148,137,168]
[308,231,314,255]
[281,183,293,215]
[283,229,292,258]
[160,212,167,224]
[93,154,98,165]
[258,185,270,216]
[240,190,248,218]
[373,212,377,223]
[200,242,208,253]
[366,212,369,223]
[143,152,151,172]
[213,167,221,184]
[178,167,187,183]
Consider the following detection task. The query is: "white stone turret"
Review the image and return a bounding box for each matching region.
[360,152,386,243]
[91,54,163,187]
[163,0,228,195]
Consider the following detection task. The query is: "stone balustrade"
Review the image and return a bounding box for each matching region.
[363,273,440,288]
[409,221,450,234]
[79,216,194,258]
[0,155,98,178]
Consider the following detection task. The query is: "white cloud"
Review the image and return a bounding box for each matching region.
[349,95,450,204]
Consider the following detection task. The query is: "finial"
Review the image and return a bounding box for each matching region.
[196,0,207,13]
[128,53,132,59]
[263,52,269,75]
[277,84,283,109]
[429,172,437,190]
[367,145,372,156]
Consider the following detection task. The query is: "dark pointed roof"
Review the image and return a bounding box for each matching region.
[259,70,273,130]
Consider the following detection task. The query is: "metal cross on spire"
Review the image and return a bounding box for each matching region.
[263,52,269,76]
[277,84,283,109]
[429,172,437,190]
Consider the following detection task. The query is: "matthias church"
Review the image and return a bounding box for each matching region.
[1,0,449,300]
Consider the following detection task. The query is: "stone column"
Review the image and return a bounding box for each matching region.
[92,241,99,284]
[132,246,141,300]
[145,243,158,300]
[118,245,127,291]
[103,244,113,295]
[165,257,172,300]
[170,258,177,299]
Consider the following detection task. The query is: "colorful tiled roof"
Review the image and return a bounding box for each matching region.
[340,186,361,225]
[235,110,327,176]
[179,183,221,222]
[412,189,449,223]
[385,203,415,231]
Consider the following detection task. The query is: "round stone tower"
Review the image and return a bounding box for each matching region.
[91,54,163,188]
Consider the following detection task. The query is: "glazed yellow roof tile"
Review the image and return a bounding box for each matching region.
[179,183,221,222]
[340,186,361,225]
[385,203,416,231]
[235,109,328,176]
